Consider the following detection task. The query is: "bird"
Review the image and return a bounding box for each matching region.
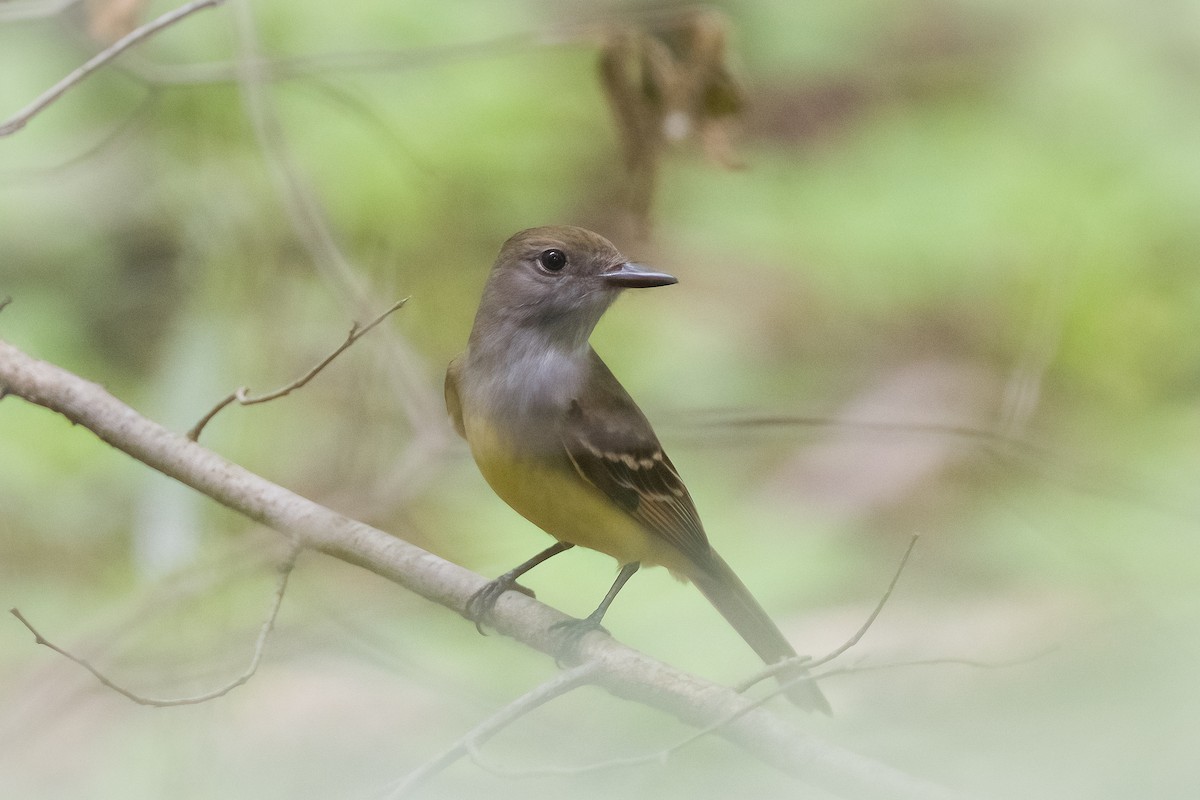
[444,225,829,713]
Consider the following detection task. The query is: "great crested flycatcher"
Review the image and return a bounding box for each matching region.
[445,225,829,713]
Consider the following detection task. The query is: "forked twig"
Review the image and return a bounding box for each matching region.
[742,533,920,688]
[9,547,297,706]
[187,298,407,440]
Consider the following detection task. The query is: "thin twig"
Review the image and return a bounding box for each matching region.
[690,408,1200,527]
[818,646,1060,679]
[235,298,407,404]
[387,662,601,799]
[187,297,407,440]
[187,393,237,441]
[115,5,718,87]
[8,546,297,706]
[739,534,920,690]
[0,0,226,137]
[807,533,919,669]
[122,32,549,86]
[687,409,1050,462]
[0,90,161,181]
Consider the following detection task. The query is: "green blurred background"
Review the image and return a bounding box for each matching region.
[2,1,1198,798]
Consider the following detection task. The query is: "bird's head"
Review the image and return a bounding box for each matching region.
[474,226,676,349]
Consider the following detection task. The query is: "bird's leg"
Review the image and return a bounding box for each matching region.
[465,541,575,633]
[552,562,640,656]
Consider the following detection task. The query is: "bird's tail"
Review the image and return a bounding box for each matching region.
[690,552,831,714]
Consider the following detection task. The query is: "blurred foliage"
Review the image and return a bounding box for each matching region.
[2,1,1200,799]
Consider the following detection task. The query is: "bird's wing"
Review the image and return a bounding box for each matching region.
[444,357,466,438]
[560,350,713,567]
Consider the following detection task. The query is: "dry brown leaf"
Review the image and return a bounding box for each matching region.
[598,9,747,233]
[85,0,149,44]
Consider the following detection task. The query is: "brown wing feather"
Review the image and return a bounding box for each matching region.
[558,352,831,713]
[560,351,713,569]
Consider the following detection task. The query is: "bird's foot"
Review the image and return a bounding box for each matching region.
[549,613,609,662]
[464,574,536,634]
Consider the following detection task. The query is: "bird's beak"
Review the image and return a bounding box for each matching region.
[602,261,678,289]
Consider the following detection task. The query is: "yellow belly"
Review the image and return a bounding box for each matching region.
[465,415,683,570]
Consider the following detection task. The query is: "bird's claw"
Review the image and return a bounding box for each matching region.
[549,614,609,663]
[465,575,535,634]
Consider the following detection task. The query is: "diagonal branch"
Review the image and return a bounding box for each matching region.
[0,338,969,800]
[0,0,226,137]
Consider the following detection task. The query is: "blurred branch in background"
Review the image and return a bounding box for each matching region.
[0,0,225,137]
[0,0,81,23]
[680,407,1200,527]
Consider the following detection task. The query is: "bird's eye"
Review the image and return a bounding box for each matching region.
[538,249,567,272]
